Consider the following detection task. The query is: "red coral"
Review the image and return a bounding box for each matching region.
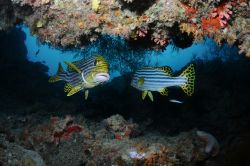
[210,3,233,27]
[201,2,233,33]
[50,116,84,144]
[53,125,83,143]
[201,17,221,33]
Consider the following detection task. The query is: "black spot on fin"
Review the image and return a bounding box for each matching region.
[159,88,168,96]
[160,66,173,76]
[64,83,72,93]
[180,64,195,96]
[67,85,82,96]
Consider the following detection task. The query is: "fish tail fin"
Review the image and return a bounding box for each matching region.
[48,63,64,83]
[180,64,195,96]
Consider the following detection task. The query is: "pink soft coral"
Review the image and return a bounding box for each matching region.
[152,37,167,47]
[136,27,148,37]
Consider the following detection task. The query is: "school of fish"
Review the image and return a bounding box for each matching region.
[49,55,195,101]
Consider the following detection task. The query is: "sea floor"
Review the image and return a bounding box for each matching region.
[0,107,216,166]
[0,94,249,166]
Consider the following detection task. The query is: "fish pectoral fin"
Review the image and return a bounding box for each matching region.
[84,90,89,100]
[147,91,154,102]
[180,64,195,96]
[64,83,72,93]
[67,86,82,96]
[159,88,168,96]
[64,61,81,74]
[137,77,145,86]
[142,91,147,100]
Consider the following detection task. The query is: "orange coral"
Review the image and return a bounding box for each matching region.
[201,17,221,33]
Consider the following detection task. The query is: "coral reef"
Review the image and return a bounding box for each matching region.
[20,115,91,146]
[0,134,45,166]
[102,114,140,140]
[0,0,248,55]
[1,27,250,165]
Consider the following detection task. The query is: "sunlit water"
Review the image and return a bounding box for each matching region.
[21,25,238,80]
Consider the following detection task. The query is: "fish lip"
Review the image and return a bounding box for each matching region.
[95,73,110,82]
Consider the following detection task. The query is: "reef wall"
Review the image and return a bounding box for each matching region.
[0,0,249,55]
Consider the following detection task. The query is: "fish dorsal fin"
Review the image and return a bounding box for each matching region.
[180,64,195,96]
[137,77,145,86]
[48,63,64,83]
[159,88,168,96]
[67,85,82,96]
[57,63,64,74]
[160,66,173,76]
[64,61,81,74]
[67,60,83,72]
[64,83,72,93]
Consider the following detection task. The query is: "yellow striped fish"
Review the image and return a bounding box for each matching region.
[131,64,195,102]
[49,55,109,100]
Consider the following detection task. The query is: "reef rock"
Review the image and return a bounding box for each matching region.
[0,0,249,55]
[0,134,45,166]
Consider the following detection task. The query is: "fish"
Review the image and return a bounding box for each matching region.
[35,49,40,55]
[169,99,183,104]
[92,0,100,11]
[49,55,110,99]
[130,64,195,102]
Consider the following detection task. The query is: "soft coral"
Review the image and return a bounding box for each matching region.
[201,2,233,32]
[211,3,233,27]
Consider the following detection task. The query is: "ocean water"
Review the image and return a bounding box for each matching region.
[0,26,249,166]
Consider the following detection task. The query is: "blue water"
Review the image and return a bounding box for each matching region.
[21,25,238,79]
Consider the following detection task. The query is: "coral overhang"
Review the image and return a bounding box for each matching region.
[0,0,249,55]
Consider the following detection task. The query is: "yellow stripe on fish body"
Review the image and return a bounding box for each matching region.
[64,61,81,74]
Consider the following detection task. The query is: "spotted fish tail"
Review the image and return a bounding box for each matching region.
[180,64,195,96]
